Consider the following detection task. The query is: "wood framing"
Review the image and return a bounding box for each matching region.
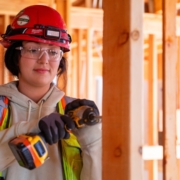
[147,34,159,180]
[1,1,180,179]
[102,0,144,179]
[162,0,178,179]
[0,45,4,84]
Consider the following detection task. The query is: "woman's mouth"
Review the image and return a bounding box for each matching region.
[34,68,49,73]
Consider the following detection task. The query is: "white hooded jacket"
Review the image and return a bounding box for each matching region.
[0,81,102,180]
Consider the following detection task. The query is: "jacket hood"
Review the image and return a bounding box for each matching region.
[0,81,65,110]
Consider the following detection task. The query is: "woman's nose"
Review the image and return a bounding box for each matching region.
[38,50,48,59]
[38,50,49,63]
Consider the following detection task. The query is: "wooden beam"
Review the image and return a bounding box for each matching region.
[143,13,162,36]
[56,0,71,92]
[143,145,163,160]
[142,145,180,160]
[0,0,55,13]
[148,34,158,146]
[86,29,93,100]
[147,34,158,180]
[66,30,79,96]
[0,45,4,85]
[1,3,180,37]
[177,37,180,109]
[162,0,178,179]
[77,29,83,98]
[148,0,155,12]
[56,0,71,30]
[85,0,92,7]
[70,7,103,31]
[1,2,180,37]
[102,0,143,179]
[154,0,162,12]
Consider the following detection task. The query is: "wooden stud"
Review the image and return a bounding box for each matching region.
[162,0,178,179]
[177,39,180,180]
[85,0,92,8]
[148,0,155,12]
[56,0,71,93]
[147,34,159,180]
[103,0,144,179]
[86,29,93,100]
[154,0,162,13]
[177,37,180,109]
[77,29,82,98]
[56,0,70,30]
[0,45,4,85]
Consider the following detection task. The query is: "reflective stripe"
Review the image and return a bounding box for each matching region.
[61,136,82,180]
[0,96,10,130]
[58,96,82,180]
[58,97,65,115]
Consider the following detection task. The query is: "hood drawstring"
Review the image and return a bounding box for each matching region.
[27,100,32,122]
[15,99,45,137]
[38,100,44,119]
[26,99,45,122]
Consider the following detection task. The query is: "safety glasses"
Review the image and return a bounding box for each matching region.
[15,46,63,62]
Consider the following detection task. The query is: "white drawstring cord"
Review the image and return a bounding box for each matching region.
[15,99,44,137]
[27,100,32,122]
[38,100,44,119]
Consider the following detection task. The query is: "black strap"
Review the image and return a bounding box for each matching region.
[2,25,71,43]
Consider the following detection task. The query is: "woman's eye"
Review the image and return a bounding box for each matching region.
[49,50,58,56]
[28,48,39,54]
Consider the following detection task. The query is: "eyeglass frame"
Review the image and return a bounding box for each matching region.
[15,46,63,62]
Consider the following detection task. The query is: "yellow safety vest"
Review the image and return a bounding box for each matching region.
[0,96,83,180]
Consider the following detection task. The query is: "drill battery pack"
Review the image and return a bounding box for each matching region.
[8,134,48,170]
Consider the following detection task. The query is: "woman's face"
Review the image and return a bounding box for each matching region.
[18,41,61,88]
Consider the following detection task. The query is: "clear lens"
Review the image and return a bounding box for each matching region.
[16,46,63,61]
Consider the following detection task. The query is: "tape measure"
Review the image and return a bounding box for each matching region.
[8,133,48,170]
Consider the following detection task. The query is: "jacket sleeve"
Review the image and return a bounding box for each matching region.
[72,123,102,180]
[0,119,40,171]
[64,95,102,180]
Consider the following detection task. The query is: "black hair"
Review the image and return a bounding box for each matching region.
[4,41,68,87]
[4,41,22,77]
[57,56,68,90]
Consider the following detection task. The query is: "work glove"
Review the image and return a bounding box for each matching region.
[39,113,75,145]
[65,99,99,116]
[65,99,101,147]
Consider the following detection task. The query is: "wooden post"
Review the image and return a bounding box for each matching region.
[177,37,180,109]
[86,29,93,100]
[77,29,83,98]
[85,0,92,8]
[154,0,162,12]
[102,0,144,179]
[56,0,71,92]
[0,45,4,85]
[147,34,159,180]
[162,0,178,179]
[56,0,70,30]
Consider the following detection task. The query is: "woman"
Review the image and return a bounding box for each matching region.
[0,5,101,180]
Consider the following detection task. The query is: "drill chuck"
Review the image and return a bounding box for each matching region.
[67,106,101,128]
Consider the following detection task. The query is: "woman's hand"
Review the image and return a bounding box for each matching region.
[65,99,99,115]
[39,113,75,145]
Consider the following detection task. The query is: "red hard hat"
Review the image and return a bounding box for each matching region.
[0,5,71,52]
